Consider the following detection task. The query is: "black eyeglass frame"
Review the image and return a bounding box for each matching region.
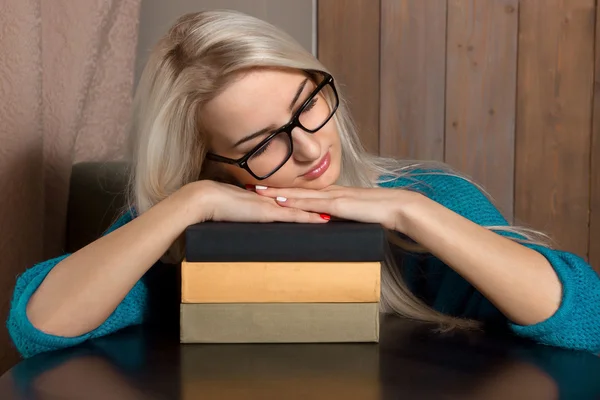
[205,70,339,180]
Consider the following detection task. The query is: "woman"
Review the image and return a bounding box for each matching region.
[8,10,600,358]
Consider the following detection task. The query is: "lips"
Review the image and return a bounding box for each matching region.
[302,151,331,180]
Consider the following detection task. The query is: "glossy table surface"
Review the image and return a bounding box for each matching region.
[1,315,599,400]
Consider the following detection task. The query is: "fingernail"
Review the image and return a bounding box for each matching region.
[320,213,331,221]
[255,185,268,190]
[245,184,255,190]
[276,196,287,202]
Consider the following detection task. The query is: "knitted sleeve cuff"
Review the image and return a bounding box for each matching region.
[7,255,94,358]
[508,246,600,354]
[7,254,149,359]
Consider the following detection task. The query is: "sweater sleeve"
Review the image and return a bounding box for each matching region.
[6,210,150,359]
[402,172,600,353]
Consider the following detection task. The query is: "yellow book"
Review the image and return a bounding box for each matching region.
[181,261,381,303]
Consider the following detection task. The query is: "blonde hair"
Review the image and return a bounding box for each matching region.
[127,10,552,330]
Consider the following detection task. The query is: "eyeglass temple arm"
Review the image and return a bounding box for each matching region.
[205,153,240,165]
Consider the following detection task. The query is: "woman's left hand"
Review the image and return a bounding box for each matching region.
[250,184,418,231]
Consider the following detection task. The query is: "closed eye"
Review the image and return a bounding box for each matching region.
[301,98,318,113]
[252,140,272,158]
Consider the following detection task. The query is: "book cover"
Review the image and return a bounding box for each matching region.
[184,221,386,262]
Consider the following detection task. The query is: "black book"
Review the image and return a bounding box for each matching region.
[184,220,386,262]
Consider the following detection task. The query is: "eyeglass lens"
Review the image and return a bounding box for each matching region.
[246,80,335,178]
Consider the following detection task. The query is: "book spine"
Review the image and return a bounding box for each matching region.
[181,261,381,303]
[184,228,385,262]
[180,303,380,343]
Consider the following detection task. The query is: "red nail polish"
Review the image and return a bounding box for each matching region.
[320,213,331,221]
[245,184,254,190]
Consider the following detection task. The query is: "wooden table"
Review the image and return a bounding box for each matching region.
[1,314,599,399]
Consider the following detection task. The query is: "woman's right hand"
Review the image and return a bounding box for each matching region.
[183,180,329,224]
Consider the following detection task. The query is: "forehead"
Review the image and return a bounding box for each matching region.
[202,68,310,149]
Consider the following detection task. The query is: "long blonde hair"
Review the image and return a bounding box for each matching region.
[127,10,551,330]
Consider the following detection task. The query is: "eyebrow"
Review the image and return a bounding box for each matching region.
[232,77,310,149]
[288,77,309,112]
[232,125,276,148]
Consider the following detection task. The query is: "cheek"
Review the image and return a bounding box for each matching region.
[220,162,298,188]
[255,164,300,187]
[321,118,341,145]
[221,165,246,182]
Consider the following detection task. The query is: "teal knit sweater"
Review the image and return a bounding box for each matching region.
[7,173,600,358]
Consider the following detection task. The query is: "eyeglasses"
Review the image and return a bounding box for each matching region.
[205,71,339,180]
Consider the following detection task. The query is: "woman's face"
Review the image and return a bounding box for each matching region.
[201,68,342,189]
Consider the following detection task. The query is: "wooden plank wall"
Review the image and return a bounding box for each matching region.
[379,0,446,162]
[515,0,595,261]
[445,0,519,220]
[591,3,600,275]
[317,0,381,154]
[317,0,600,272]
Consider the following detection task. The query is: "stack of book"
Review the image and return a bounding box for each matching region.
[180,221,386,343]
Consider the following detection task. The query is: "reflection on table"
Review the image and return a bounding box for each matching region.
[1,315,599,399]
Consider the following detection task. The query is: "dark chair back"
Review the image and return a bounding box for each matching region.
[66,161,130,253]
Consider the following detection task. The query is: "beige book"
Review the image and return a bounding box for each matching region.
[181,261,380,303]
[180,302,380,343]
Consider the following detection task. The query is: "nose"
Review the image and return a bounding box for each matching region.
[291,127,321,162]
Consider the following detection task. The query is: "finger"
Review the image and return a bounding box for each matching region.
[275,197,335,215]
[251,185,331,199]
[241,190,280,204]
[274,207,330,224]
[322,185,343,191]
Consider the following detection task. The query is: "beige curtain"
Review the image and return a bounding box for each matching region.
[0,0,141,373]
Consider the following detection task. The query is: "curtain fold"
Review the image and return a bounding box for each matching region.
[0,0,141,373]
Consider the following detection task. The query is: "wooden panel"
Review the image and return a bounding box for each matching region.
[445,0,519,221]
[379,0,447,161]
[515,0,595,258]
[317,0,380,154]
[591,3,600,272]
